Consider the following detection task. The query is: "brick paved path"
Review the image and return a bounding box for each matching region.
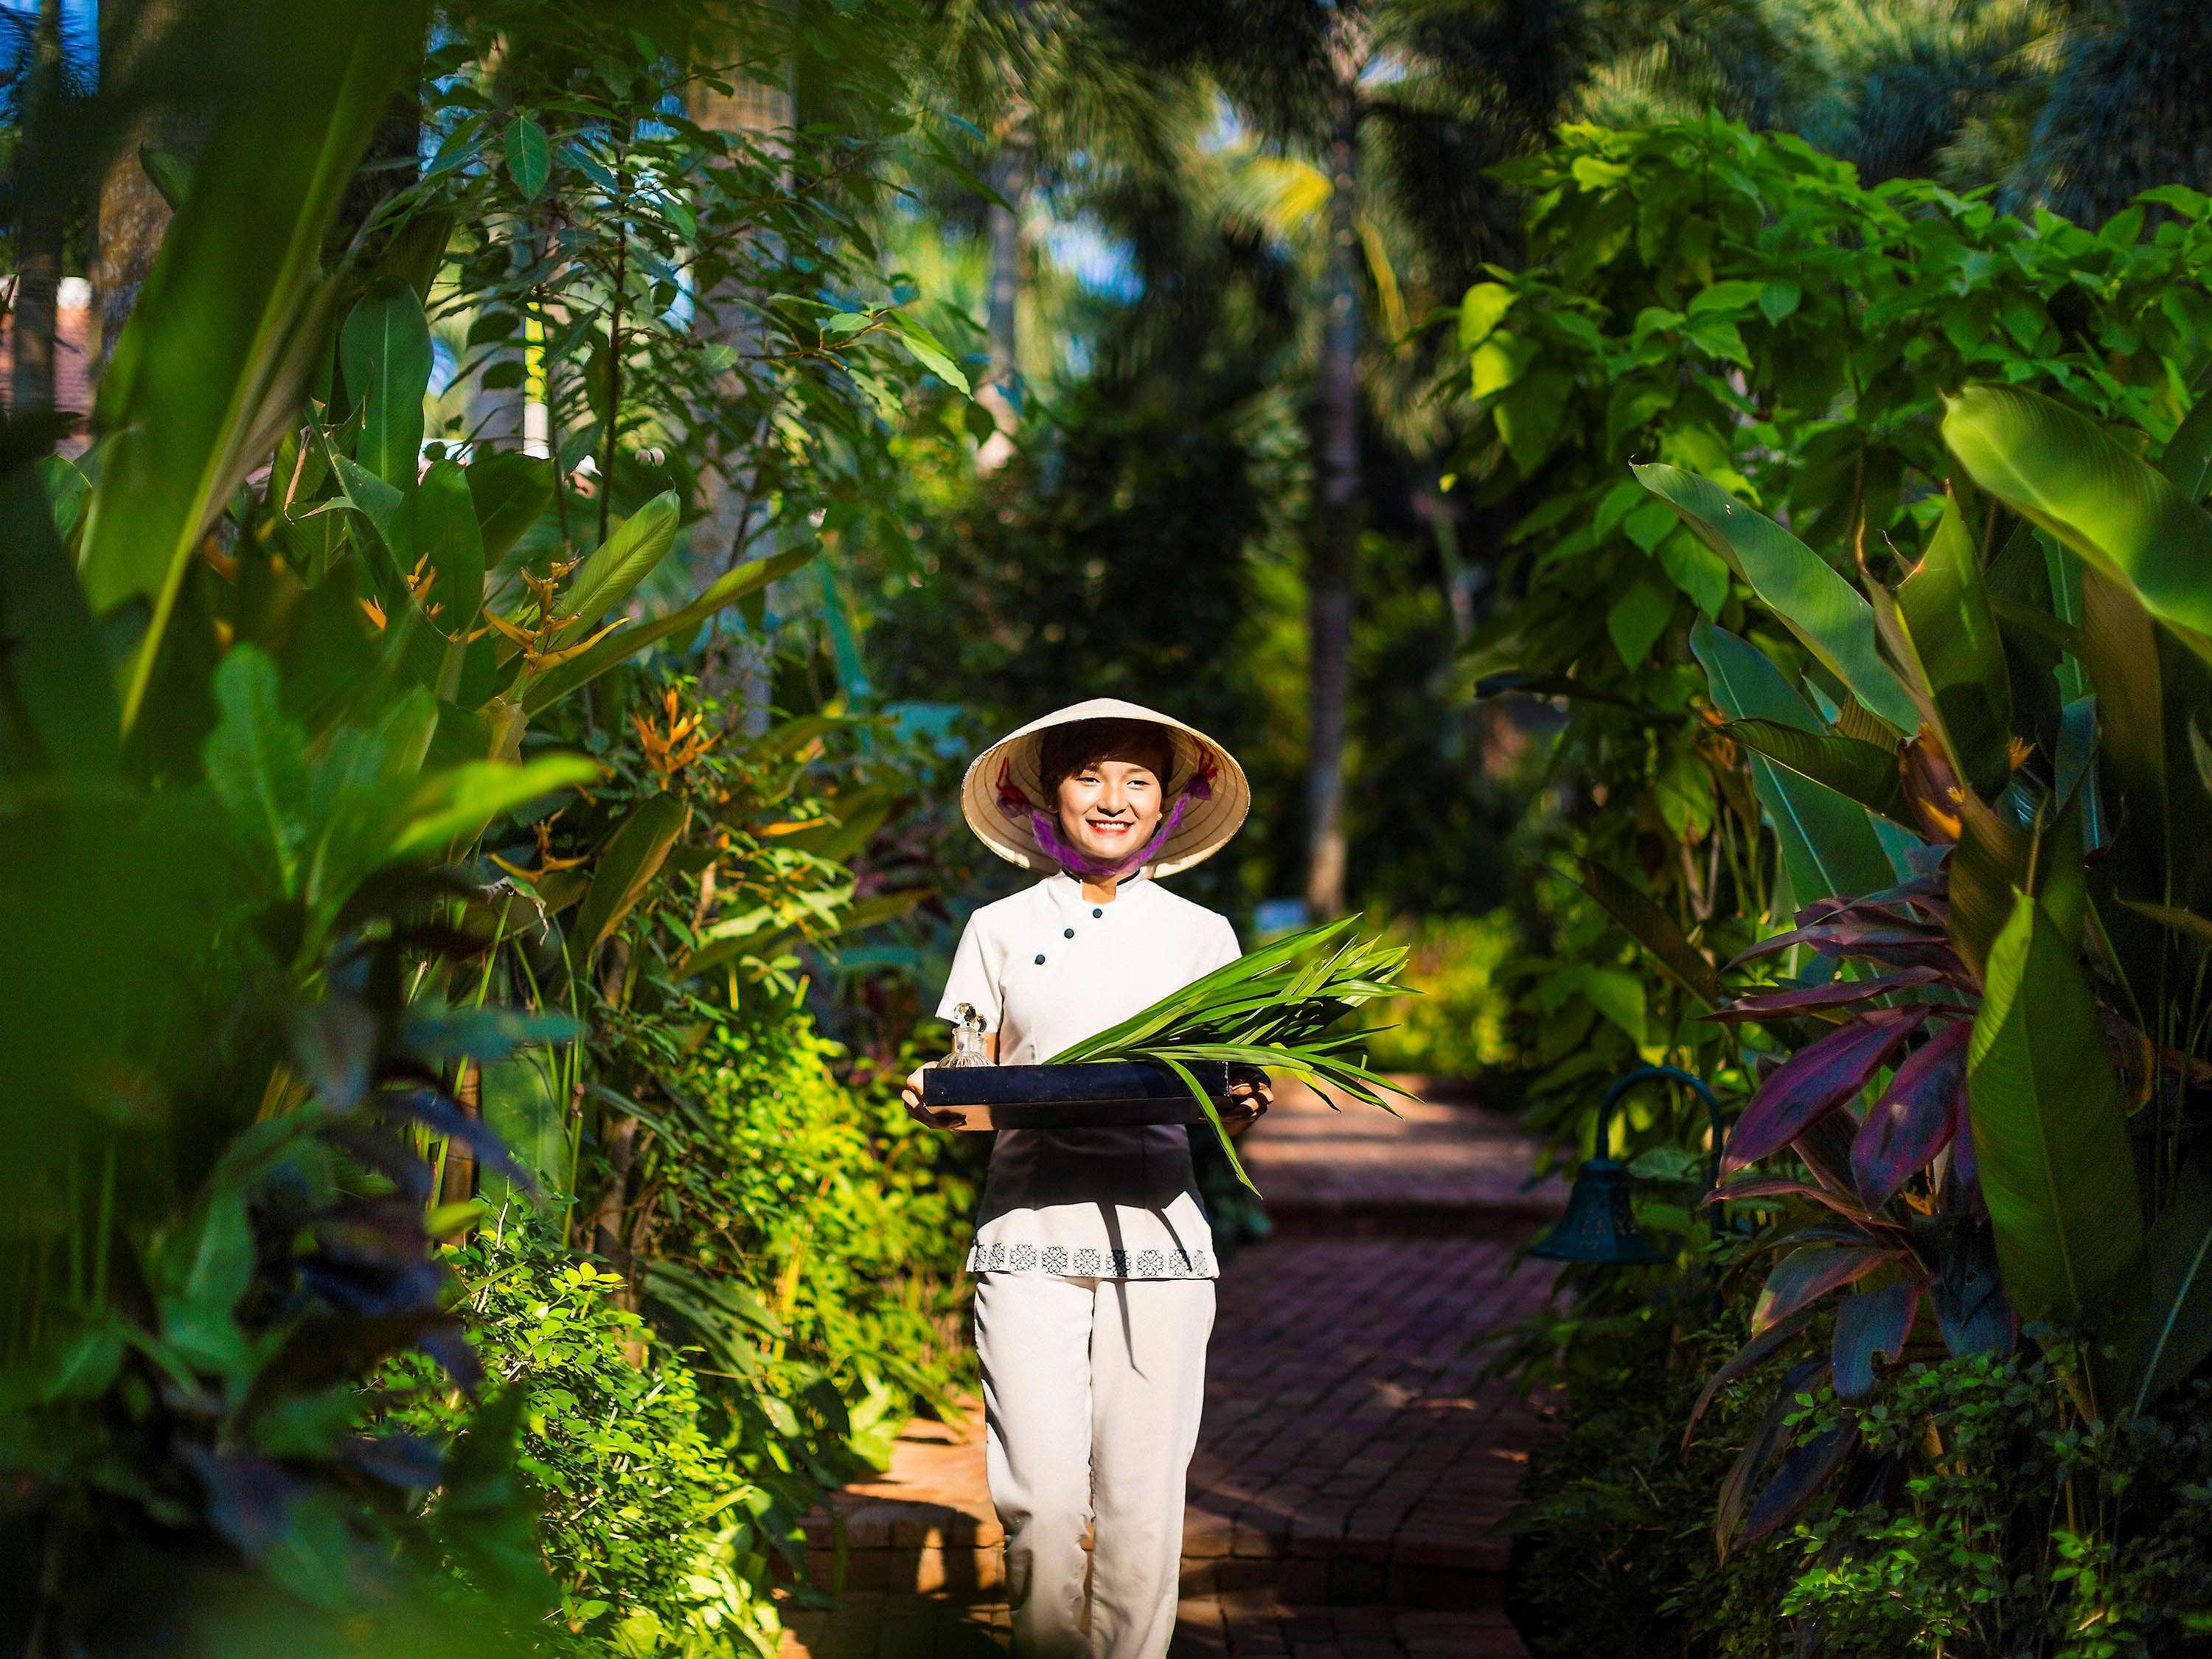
[778,1079,1562,1658]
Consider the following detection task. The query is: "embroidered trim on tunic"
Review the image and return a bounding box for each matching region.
[964,1240,1217,1279]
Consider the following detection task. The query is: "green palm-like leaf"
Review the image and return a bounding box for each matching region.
[1966,893,2143,1342]
[77,1,424,730]
[1637,465,1920,734]
[1045,917,1420,1192]
[549,491,682,641]
[1942,384,2212,665]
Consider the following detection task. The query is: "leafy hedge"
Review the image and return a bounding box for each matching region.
[1452,116,2212,1163]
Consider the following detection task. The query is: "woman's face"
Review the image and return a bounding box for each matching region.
[1054,752,1165,866]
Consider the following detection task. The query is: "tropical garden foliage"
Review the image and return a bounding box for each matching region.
[14,1,2212,1655]
[3,5,981,1654]
[1470,117,2212,1656]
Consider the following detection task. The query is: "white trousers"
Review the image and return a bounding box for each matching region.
[972,1272,1216,1659]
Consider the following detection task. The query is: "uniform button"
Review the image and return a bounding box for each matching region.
[1092,908,1103,917]
[1034,953,1046,964]
[1064,927,1075,938]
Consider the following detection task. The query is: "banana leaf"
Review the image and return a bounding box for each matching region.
[1966,894,2143,1354]
[1722,719,1910,825]
[1943,384,2212,666]
[1892,495,2013,799]
[1637,464,1919,733]
[1691,622,1895,910]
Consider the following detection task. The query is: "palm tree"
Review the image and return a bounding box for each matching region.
[88,0,194,377]
[1099,0,1781,917]
[1771,0,2212,221]
[2019,0,2212,221]
[921,0,1181,469]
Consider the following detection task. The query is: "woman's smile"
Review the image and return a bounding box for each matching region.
[1055,755,1166,866]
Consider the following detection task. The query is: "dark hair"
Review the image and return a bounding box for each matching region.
[1037,717,1176,798]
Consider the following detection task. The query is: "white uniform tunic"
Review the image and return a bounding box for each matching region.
[936,869,1241,1279]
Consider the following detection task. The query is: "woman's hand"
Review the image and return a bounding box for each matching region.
[901,1064,962,1130]
[1225,1071,1273,1118]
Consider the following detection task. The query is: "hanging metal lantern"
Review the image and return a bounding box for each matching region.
[1527,1065,1725,1266]
[1526,1152,1666,1265]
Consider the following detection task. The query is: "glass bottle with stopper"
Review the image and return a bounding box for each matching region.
[943,1001,992,1068]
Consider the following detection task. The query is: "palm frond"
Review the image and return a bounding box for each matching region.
[1047,915,1421,1192]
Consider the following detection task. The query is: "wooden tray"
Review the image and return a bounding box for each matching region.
[919,1059,1267,1132]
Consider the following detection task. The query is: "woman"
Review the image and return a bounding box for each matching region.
[902,698,1267,1658]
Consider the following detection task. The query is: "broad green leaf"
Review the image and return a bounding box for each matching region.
[341,276,432,486]
[1967,893,2143,1332]
[1497,369,1572,472]
[161,1187,255,1332]
[882,311,970,395]
[2075,568,2166,805]
[139,143,195,211]
[1457,282,1515,349]
[1605,569,1674,669]
[1655,528,1731,619]
[1723,719,1911,824]
[552,490,680,639]
[1581,967,1646,1044]
[203,647,311,894]
[1470,332,1538,397]
[1691,622,1894,908]
[521,546,815,714]
[394,458,486,635]
[1892,496,2013,798]
[506,113,552,199]
[2155,362,2212,503]
[569,792,689,961]
[0,468,120,774]
[1942,384,2212,664]
[389,754,599,860]
[30,1315,127,1405]
[465,451,553,565]
[1637,465,1920,734]
[77,1,422,728]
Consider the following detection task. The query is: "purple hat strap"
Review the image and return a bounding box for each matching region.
[993,742,1214,879]
[1024,792,1192,880]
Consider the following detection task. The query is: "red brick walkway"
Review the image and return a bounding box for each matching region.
[778,1079,1562,1658]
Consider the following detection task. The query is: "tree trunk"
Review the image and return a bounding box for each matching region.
[10,0,65,415]
[438,1060,479,1208]
[1304,90,1362,920]
[973,108,1033,475]
[331,88,424,266]
[686,52,793,731]
[91,0,190,379]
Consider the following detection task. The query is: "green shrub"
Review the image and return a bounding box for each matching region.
[1505,1281,1796,1659]
[1509,1311,2212,1658]
[620,996,977,1430]
[1780,1358,2212,1658]
[1354,911,1522,1078]
[423,1217,790,1658]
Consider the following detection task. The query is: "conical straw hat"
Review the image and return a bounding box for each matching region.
[959,698,1251,878]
